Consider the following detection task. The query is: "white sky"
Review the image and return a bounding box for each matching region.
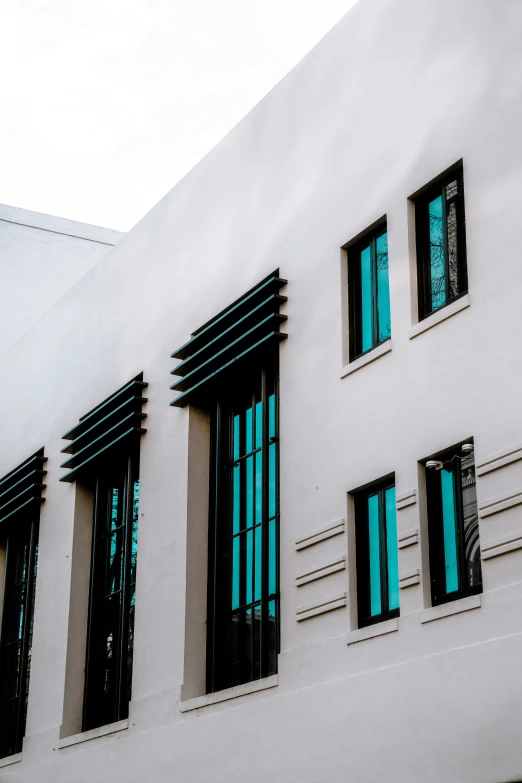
[0,0,358,231]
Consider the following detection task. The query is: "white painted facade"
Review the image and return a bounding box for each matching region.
[0,204,123,357]
[1,0,522,781]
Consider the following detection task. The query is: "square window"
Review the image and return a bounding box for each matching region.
[415,168,468,321]
[425,442,482,606]
[354,480,399,628]
[348,224,391,361]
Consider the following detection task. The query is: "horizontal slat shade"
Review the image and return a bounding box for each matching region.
[60,375,147,482]
[0,450,47,526]
[170,273,287,407]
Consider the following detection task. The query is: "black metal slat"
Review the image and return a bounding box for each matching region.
[0,451,47,527]
[62,380,147,442]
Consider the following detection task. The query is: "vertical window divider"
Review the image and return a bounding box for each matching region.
[119,456,133,716]
[260,367,270,680]
[379,489,389,619]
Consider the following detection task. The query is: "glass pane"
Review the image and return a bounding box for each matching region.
[385,487,399,611]
[232,536,240,610]
[246,456,254,529]
[246,529,253,606]
[245,406,253,454]
[441,469,459,594]
[376,232,391,342]
[269,517,277,597]
[360,244,373,352]
[255,401,263,449]
[0,642,22,700]
[255,452,262,524]
[254,525,262,602]
[233,414,240,461]
[445,181,459,299]
[103,592,123,659]
[109,486,123,531]
[130,480,139,586]
[232,464,240,534]
[106,527,125,596]
[4,585,26,644]
[252,604,261,681]
[461,455,482,589]
[267,600,278,676]
[428,194,446,311]
[368,494,382,617]
[269,393,276,440]
[268,442,276,520]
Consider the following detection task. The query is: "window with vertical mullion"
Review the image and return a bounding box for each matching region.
[355,481,399,628]
[349,226,391,361]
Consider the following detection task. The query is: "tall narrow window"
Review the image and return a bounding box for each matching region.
[83,454,140,731]
[0,450,45,759]
[354,480,399,628]
[416,168,467,320]
[207,366,279,693]
[426,444,481,606]
[348,224,391,361]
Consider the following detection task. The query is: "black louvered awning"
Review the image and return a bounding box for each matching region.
[170,272,287,407]
[0,450,47,526]
[60,374,148,483]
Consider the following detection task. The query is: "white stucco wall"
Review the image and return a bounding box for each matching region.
[1,0,522,781]
[0,204,123,356]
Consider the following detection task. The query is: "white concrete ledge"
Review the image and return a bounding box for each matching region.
[476,443,522,477]
[396,489,417,510]
[408,294,470,339]
[0,752,22,768]
[180,675,278,713]
[346,618,398,645]
[479,487,522,519]
[296,555,346,587]
[58,719,128,749]
[399,568,420,589]
[398,528,419,549]
[340,339,392,378]
[481,532,522,560]
[295,519,345,551]
[420,595,481,624]
[296,592,347,621]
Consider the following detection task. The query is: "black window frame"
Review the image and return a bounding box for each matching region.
[82,448,140,732]
[415,166,468,321]
[206,360,280,694]
[425,445,482,607]
[354,478,400,629]
[348,222,390,362]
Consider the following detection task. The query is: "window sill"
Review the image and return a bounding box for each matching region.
[0,752,22,769]
[340,339,392,378]
[346,617,398,645]
[420,594,481,624]
[180,674,278,713]
[409,294,470,339]
[57,719,128,749]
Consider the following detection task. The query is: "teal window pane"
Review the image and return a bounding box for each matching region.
[368,494,382,617]
[269,517,277,596]
[245,407,253,454]
[233,414,240,461]
[232,536,240,609]
[268,442,276,520]
[254,525,262,602]
[269,394,275,440]
[385,487,399,611]
[428,194,446,311]
[246,530,253,605]
[246,456,254,529]
[360,244,373,353]
[131,480,139,582]
[441,469,459,594]
[255,401,263,449]
[110,487,120,530]
[376,232,391,342]
[232,465,241,534]
[255,452,262,524]
[268,599,277,618]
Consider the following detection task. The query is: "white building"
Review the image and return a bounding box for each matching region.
[0,204,123,356]
[1,1,522,781]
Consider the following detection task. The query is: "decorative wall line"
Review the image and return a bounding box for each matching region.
[396,489,417,510]
[481,532,522,560]
[399,568,420,589]
[398,528,419,549]
[478,487,522,519]
[296,592,347,622]
[295,519,345,551]
[476,443,522,477]
[296,555,346,587]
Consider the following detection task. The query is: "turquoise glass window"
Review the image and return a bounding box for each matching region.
[349,226,391,360]
[355,480,400,627]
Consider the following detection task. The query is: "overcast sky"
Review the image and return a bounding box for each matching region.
[0,0,359,231]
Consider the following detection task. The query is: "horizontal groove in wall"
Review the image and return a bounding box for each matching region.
[295,519,345,551]
[396,489,416,510]
[296,592,347,622]
[479,487,522,519]
[399,568,420,589]
[481,532,522,560]
[398,528,419,549]
[296,555,346,587]
[476,443,522,476]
